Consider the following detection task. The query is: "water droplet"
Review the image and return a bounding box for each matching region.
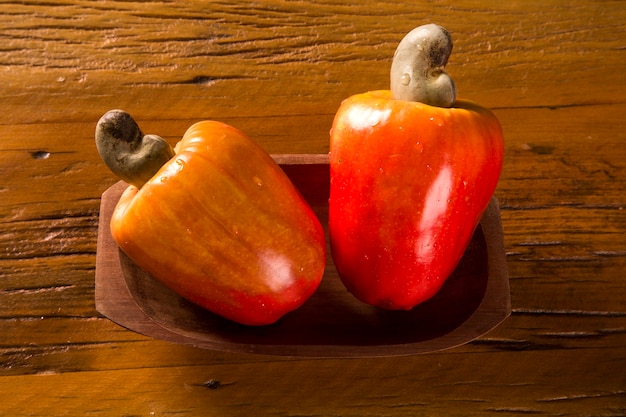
[401,73,411,86]
[253,176,263,187]
[414,142,423,153]
[429,116,443,127]
[160,176,168,183]
[175,158,185,171]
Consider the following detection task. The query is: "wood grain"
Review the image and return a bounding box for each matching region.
[1,0,625,416]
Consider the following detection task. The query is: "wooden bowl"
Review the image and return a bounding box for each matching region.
[95,154,510,357]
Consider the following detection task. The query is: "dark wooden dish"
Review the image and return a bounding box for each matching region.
[95,154,510,357]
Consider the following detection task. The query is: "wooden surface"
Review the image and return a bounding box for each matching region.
[1,1,624,415]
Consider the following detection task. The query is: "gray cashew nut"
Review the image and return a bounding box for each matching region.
[390,24,457,108]
[95,110,175,188]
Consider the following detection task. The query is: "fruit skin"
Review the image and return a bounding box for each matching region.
[111,120,326,326]
[329,90,503,310]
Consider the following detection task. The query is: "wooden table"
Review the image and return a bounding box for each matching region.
[1,1,624,415]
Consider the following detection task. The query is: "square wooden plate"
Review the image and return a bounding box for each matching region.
[96,154,510,357]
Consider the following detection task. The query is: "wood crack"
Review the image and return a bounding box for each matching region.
[512,309,626,317]
[492,101,626,111]
[537,390,626,402]
[0,284,76,296]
